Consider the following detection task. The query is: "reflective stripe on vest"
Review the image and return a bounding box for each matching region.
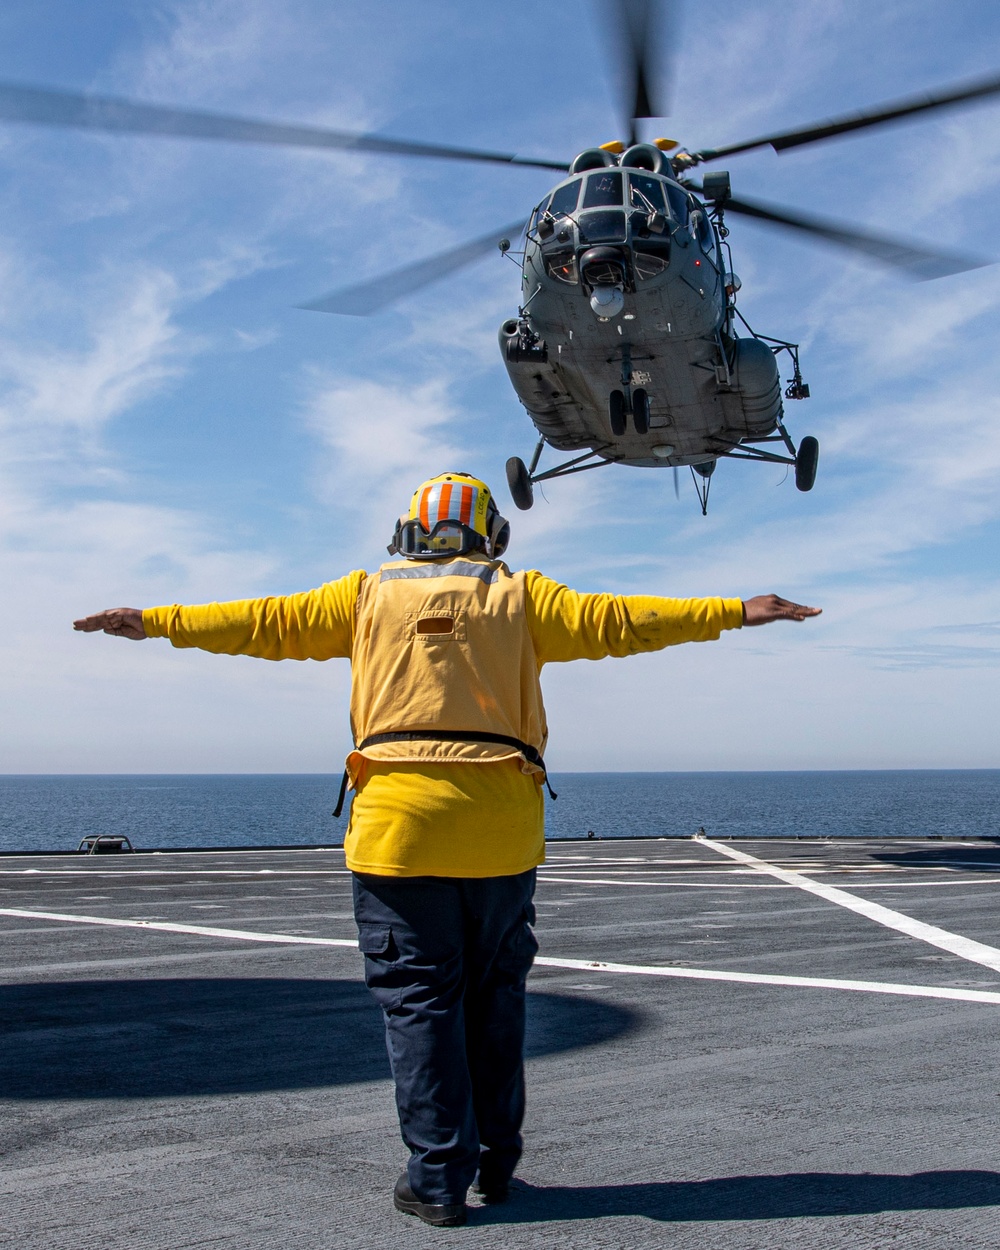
[379,559,500,585]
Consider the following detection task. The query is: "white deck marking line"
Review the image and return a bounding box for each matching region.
[0,869,350,877]
[697,837,1000,974]
[0,908,358,948]
[5,907,999,1006]
[537,875,787,889]
[830,878,1000,889]
[537,874,1000,891]
[533,956,1000,1005]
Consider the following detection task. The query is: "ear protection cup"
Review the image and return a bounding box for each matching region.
[488,509,511,557]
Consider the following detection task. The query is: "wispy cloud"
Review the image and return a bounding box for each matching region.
[824,644,1000,669]
[931,620,1000,635]
[0,268,184,442]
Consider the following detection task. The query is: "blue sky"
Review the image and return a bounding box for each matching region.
[2,0,1000,774]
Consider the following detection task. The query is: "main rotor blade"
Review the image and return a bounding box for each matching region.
[719,192,987,280]
[298,219,527,316]
[0,81,569,171]
[609,0,671,145]
[695,69,1000,161]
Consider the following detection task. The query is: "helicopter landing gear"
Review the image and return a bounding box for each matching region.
[609,387,649,435]
[794,436,819,492]
[609,389,627,436]
[505,455,535,511]
[632,388,650,435]
[504,439,615,510]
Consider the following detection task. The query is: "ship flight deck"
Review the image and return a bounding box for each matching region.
[2,835,1000,1248]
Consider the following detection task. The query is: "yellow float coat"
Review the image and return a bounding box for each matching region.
[349,558,547,776]
[144,561,744,878]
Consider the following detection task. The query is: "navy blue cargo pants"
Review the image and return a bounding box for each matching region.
[352,869,538,1206]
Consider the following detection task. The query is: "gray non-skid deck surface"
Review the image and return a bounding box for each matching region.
[3,837,1000,1249]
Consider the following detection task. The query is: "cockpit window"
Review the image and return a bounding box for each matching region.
[634,249,668,281]
[547,178,581,219]
[665,182,689,225]
[578,209,627,244]
[544,252,578,284]
[628,173,666,213]
[583,171,623,208]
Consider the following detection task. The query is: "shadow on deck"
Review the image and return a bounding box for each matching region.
[0,978,640,1098]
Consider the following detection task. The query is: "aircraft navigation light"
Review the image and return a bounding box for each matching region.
[652,445,676,459]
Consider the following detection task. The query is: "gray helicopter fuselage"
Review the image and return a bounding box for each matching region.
[500,158,783,469]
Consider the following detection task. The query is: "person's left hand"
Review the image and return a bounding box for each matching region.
[742,595,821,626]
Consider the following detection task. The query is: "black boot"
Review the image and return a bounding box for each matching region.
[393,1174,468,1227]
[473,1171,512,1204]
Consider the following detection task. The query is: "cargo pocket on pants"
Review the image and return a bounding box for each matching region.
[356,921,402,1008]
[356,921,394,957]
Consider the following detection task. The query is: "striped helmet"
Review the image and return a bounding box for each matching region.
[389,472,510,559]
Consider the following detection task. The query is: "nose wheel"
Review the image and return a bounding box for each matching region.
[632,388,650,435]
[608,387,650,436]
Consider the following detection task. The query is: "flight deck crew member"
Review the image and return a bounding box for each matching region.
[74,471,821,1229]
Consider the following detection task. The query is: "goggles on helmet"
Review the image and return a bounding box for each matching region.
[388,472,510,559]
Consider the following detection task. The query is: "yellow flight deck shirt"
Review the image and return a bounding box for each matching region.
[143,569,743,879]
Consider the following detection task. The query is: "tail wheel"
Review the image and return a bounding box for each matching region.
[632,388,650,435]
[505,456,534,511]
[795,436,819,492]
[609,389,627,436]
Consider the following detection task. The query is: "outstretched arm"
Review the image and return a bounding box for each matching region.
[742,595,821,625]
[73,571,367,660]
[73,609,146,639]
[525,573,821,663]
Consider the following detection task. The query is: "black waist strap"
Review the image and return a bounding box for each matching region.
[333,731,556,818]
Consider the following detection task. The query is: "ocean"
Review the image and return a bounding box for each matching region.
[1,772,998,854]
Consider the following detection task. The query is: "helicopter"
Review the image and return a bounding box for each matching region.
[0,2,997,513]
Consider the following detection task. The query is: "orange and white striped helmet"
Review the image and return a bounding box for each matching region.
[389,472,510,559]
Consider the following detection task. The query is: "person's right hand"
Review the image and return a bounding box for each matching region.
[73,609,147,639]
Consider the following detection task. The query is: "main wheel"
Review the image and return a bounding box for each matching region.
[632,388,650,435]
[795,436,819,492]
[505,456,534,511]
[609,389,627,436]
